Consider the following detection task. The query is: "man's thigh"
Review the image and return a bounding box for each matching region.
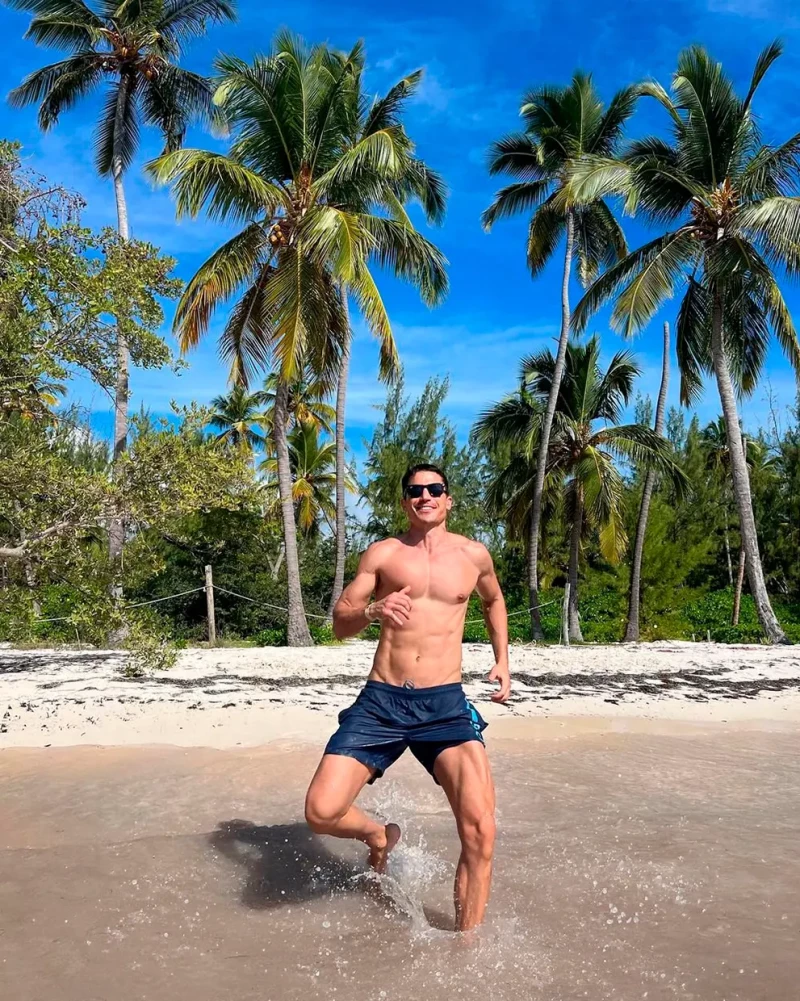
[433,741,495,831]
[305,753,376,819]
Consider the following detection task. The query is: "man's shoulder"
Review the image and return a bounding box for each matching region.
[456,536,488,568]
[360,537,403,565]
[449,534,491,563]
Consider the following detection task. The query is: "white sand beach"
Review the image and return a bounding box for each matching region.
[2,639,799,748]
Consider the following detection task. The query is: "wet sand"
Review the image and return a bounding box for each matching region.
[2,640,800,746]
[2,724,799,1001]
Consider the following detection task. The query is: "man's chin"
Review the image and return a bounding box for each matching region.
[412,511,444,526]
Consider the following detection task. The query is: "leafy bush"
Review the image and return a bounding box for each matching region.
[252,627,287,647]
[310,622,340,645]
[122,614,179,676]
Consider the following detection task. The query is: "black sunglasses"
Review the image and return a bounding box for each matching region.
[404,482,448,499]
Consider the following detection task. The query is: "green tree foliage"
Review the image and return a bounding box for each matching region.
[570,42,800,642]
[361,372,488,541]
[260,422,356,536]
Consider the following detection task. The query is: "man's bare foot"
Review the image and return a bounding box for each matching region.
[367,823,401,874]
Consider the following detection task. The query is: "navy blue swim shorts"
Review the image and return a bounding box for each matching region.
[324,680,488,784]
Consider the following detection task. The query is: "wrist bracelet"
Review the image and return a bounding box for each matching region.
[365,602,375,623]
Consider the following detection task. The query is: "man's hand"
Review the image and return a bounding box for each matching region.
[369,585,412,627]
[488,661,511,703]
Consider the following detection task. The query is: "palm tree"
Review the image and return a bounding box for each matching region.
[570,43,800,643]
[261,370,335,441]
[483,72,636,639]
[207,385,268,450]
[6,0,236,592]
[477,336,683,641]
[148,34,447,645]
[700,416,739,587]
[700,417,775,625]
[260,422,356,537]
[326,70,446,618]
[624,321,671,642]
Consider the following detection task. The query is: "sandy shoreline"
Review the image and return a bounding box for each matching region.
[1,639,799,748]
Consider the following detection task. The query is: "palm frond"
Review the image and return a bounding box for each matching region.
[481,179,551,230]
[526,193,566,277]
[563,154,632,208]
[485,132,547,180]
[95,73,139,176]
[350,261,398,381]
[572,229,697,335]
[360,215,449,306]
[735,196,800,276]
[175,221,268,351]
[9,53,103,127]
[219,264,276,386]
[156,0,237,52]
[675,276,710,406]
[573,198,627,286]
[363,69,423,135]
[141,65,217,153]
[147,148,285,223]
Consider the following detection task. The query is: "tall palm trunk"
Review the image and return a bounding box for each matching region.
[732,547,746,626]
[624,321,670,642]
[327,335,350,620]
[274,378,313,646]
[528,209,575,640]
[568,483,584,642]
[723,513,734,586]
[731,432,749,627]
[710,293,786,643]
[109,74,132,626]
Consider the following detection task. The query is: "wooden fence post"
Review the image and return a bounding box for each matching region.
[205,565,216,646]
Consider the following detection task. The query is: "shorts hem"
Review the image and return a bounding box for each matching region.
[415,732,486,786]
[324,748,385,784]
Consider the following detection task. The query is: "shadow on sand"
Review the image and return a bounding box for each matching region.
[209,820,359,910]
[209,819,453,930]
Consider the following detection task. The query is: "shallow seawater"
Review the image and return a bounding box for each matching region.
[1,728,799,1000]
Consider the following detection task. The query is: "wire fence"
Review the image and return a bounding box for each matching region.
[32,577,565,637]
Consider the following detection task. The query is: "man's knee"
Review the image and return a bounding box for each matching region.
[304,788,345,832]
[460,811,496,862]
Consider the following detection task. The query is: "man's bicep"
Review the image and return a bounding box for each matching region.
[474,546,503,602]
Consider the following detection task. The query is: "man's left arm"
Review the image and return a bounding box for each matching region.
[473,544,511,703]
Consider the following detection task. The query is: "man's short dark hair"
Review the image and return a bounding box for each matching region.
[401,463,449,496]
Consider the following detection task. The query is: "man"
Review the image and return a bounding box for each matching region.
[304,463,511,931]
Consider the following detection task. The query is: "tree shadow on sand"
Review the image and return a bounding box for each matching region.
[209,819,453,930]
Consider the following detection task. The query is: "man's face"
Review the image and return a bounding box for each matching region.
[401,471,452,529]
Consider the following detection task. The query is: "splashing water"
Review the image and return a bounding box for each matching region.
[2,732,800,1000]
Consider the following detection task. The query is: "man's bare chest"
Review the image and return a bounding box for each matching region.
[378,547,479,605]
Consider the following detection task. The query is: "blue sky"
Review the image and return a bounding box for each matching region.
[2,0,800,463]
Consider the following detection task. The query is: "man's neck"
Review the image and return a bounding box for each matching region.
[404,522,449,550]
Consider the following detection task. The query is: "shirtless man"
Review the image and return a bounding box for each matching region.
[304,463,511,931]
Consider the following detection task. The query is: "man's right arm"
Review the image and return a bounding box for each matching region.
[332,544,412,640]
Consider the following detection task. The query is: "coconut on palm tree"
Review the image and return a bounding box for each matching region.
[6,0,236,594]
[477,336,684,641]
[483,72,636,639]
[207,384,268,449]
[148,33,447,645]
[570,42,800,643]
[260,422,356,537]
